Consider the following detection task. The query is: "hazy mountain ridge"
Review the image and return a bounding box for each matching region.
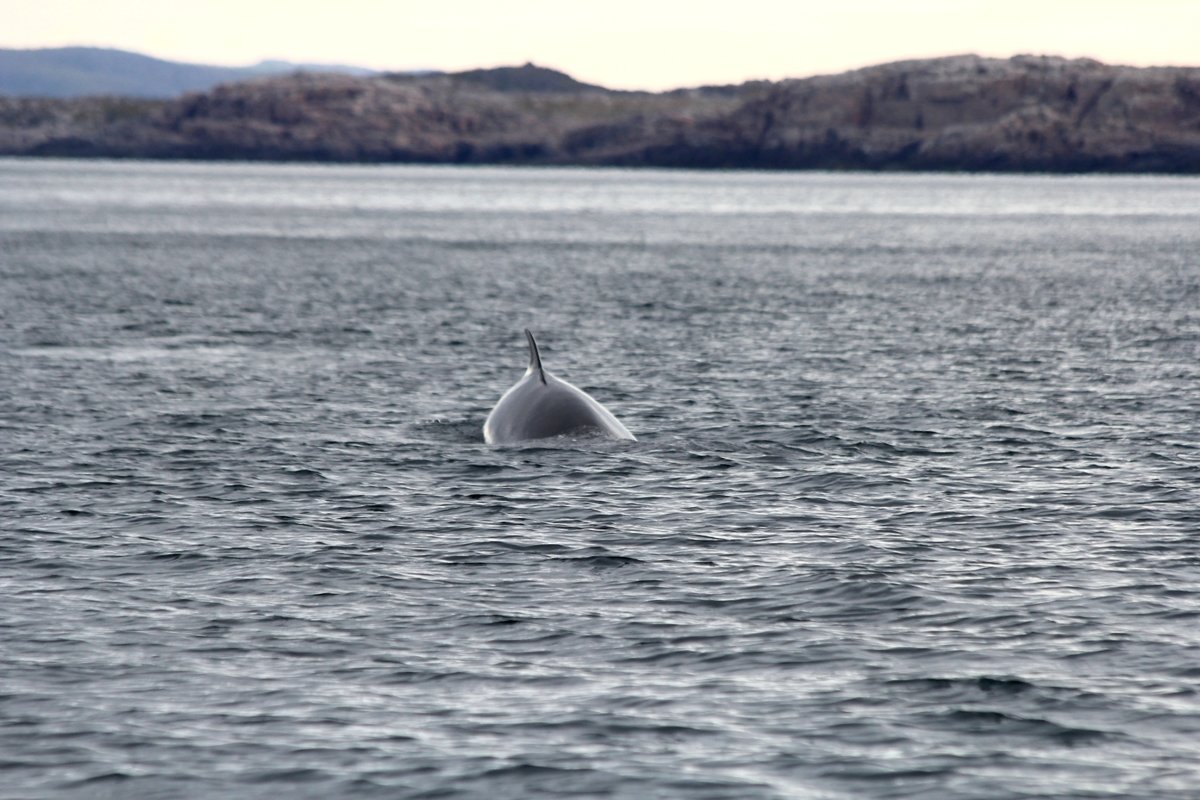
[2,54,1199,172]
[0,46,378,98]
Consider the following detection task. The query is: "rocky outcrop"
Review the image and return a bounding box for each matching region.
[638,55,1200,172]
[3,56,1199,172]
[0,68,744,164]
[0,95,160,154]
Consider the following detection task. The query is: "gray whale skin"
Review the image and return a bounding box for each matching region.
[483,330,635,445]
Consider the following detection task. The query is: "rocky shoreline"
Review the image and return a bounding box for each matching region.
[3,55,1199,172]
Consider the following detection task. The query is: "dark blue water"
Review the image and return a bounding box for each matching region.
[2,159,1199,799]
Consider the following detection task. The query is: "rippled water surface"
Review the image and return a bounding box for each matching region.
[2,159,1199,799]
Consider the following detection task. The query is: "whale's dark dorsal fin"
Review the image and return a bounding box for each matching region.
[525,329,546,384]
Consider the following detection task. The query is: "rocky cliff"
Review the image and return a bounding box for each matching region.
[3,56,1199,172]
[639,55,1200,172]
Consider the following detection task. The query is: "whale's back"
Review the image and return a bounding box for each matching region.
[483,331,635,445]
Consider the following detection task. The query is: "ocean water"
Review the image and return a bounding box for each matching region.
[1,159,1198,799]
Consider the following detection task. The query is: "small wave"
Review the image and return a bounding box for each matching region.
[552,554,644,570]
[886,675,1037,697]
[923,708,1115,745]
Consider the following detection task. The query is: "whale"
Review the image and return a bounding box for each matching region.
[483,330,636,445]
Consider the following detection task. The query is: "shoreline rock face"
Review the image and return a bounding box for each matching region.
[641,55,1200,172]
[2,56,1199,172]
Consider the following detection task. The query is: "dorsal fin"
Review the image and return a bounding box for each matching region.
[525,329,546,384]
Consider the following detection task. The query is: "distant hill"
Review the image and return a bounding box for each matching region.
[445,63,610,93]
[0,47,378,98]
[2,55,1199,172]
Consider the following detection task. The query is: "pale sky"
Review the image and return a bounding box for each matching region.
[6,0,1199,90]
